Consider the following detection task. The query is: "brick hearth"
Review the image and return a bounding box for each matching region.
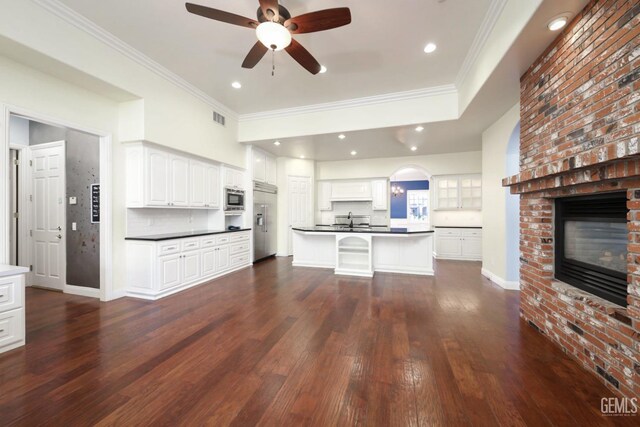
[505,0,640,398]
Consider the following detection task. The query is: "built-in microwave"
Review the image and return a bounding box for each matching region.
[224,187,245,212]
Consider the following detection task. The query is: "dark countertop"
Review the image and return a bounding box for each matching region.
[434,226,482,229]
[293,226,434,235]
[125,228,251,242]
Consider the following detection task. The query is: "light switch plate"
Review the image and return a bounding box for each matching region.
[72,222,77,231]
[69,196,77,205]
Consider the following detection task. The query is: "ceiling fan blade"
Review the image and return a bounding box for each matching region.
[242,42,269,69]
[259,0,280,21]
[285,8,351,34]
[185,3,258,29]
[285,39,322,75]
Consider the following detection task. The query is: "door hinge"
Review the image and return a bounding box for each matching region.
[12,159,19,166]
[29,160,33,167]
[29,265,33,272]
[29,195,33,202]
[29,230,33,237]
[12,212,19,219]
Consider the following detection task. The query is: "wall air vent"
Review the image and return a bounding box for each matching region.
[213,111,226,126]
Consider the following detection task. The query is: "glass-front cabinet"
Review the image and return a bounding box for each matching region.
[434,174,482,210]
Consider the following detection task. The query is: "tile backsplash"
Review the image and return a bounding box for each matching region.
[127,208,211,236]
[317,201,389,226]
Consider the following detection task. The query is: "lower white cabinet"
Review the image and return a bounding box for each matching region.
[0,273,26,354]
[434,228,482,261]
[126,231,251,299]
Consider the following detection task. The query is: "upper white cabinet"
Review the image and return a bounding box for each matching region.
[331,181,372,201]
[372,179,388,211]
[223,167,245,189]
[252,149,266,182]
[252,147,277,186]
[125,143,222,209]
[434,174,482,210]
[266,155,277,185]
[318,181,332,211]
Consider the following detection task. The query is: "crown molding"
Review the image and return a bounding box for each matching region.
[455,0,508,88]
[238,84,458,122]
[32,0,237,120]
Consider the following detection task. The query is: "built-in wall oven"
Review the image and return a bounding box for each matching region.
[224,187,245,212]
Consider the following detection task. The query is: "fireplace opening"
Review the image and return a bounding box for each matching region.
[555,192,628,307]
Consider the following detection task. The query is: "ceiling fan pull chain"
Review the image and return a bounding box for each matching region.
[272,49,275,77]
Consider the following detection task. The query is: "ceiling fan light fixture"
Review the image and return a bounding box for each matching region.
[320,65,327,73]
[256,21,292,51]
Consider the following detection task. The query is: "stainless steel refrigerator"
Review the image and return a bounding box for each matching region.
[253,182,277,261]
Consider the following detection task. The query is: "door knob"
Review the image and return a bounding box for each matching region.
[57,226,62,231]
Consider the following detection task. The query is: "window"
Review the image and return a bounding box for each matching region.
[407,190,429,224]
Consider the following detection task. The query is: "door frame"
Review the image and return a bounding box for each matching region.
[8,144,31,273]
[30,140,67,291]
[287,175,312,256]
[0,104,114,301]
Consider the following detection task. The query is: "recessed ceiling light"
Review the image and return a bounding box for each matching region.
[273,141,281,146]
[424,43,437,54]
[300,155,305,159]
[548,15,569,31]
[231,81,242,89]
[320,65,327,73]
[411,146,418,151]
[338,134,346,140]
[415,126,424,132]
[350,150,357,156]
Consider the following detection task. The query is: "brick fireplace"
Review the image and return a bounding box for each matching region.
[504,0,640,398]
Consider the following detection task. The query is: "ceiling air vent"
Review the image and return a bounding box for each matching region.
[213,111,226,126]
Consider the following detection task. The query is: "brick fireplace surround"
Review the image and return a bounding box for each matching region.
[504,0,640,398]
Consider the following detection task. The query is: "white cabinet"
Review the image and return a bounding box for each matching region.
[126,231,251,299]
[190,161,207,208]
[146,148,170,207]
[266,155,277,185]
[331,181,372,201]
[224,167,245,189]
[434,174,482,210]
[372,179,388,210]
[0,273,26,354]
[204,164,221,209]
[126,143,222,209]
[318,181,332,211]
[252,148,277,186]
[435,228,482,261]
[253,149,266,182]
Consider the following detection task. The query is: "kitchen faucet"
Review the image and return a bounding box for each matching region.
[348,211,353,228]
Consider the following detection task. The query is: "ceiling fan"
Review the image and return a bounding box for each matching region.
[185,1,351,75]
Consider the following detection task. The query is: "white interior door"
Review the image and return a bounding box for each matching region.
[288,176,312,255]
[31,141,65,291]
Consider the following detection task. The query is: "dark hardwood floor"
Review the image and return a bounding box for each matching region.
[0,258,632,426]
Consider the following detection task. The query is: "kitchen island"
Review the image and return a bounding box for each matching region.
[292,226,434,277]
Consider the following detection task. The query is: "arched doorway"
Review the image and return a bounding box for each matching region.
[505,123,520,282]
[389,166,432,228]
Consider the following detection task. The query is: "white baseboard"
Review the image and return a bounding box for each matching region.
[481,268,520,290]
[276,252,291,257]
[110,288,127,300]
[64,284,101,298]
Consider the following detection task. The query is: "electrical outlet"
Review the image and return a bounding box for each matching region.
[72,222,77,231]
[69,196,77,205]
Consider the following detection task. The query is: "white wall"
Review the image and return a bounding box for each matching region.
[481,102,520,286]
[276,157,315,256]
[8,115,28,146]
[315,151,481,181]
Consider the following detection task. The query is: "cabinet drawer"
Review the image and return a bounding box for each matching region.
[437,229,462,237]
[181,239,200,252]
[230,253,250,267]
[157,240,181,256]
[216,235,231,245]
[229,232,250,243]
[0,275,23,313]
[200,236,217,248]
[462,229,482,238]
[0,308,24,349]
[230,242,250,255]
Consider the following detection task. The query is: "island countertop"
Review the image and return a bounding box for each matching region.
[125,228,252,242]
[292,226,434,235]
[0,264,29,278]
